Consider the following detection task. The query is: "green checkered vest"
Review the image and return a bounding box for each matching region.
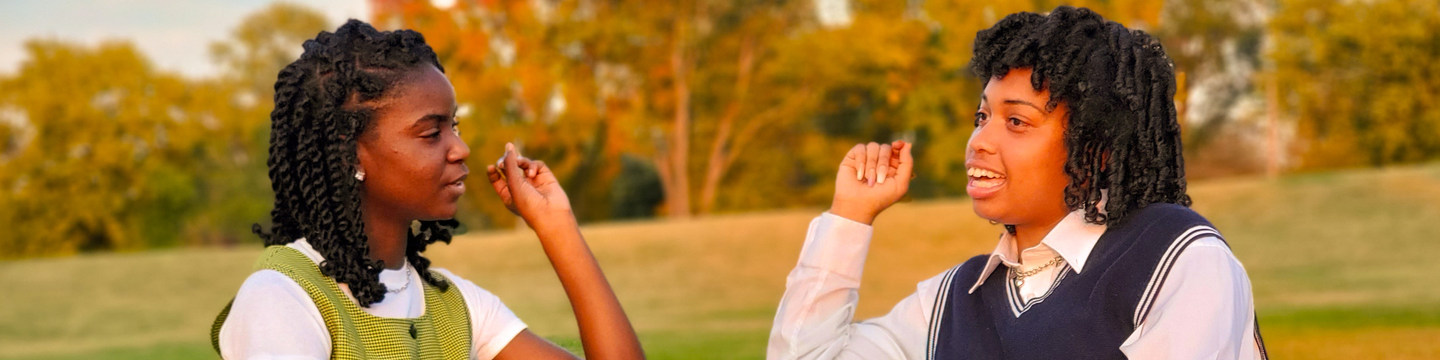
[211,246,472,359]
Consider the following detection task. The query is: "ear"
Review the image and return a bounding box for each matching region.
[355,135,373,177]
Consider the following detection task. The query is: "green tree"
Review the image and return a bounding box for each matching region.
[1270,0,1440,168]
[0,40,219,257]
[189,3,332,245]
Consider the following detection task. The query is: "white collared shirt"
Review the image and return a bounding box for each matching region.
[767,211,1265,359]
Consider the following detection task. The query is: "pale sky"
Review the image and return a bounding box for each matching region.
[0,0,373,78]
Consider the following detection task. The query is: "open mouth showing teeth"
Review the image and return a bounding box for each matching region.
[967,167,1006,188]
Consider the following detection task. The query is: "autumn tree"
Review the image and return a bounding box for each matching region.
[0,41,221,257]
[369,0,821,220]
[1270,0,1440,168]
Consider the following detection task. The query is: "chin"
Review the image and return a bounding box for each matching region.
[421,206,459,222]
[970,200,1009,225]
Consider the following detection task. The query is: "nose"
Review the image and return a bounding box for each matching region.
[967,121,998,159]
[448,134,470,164]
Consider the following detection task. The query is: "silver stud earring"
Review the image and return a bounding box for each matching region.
[355,169,366,181]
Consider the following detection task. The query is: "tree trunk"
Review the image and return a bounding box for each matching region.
[664,22,693,218]
[699,36,756,215]
[1265,71,1280,178]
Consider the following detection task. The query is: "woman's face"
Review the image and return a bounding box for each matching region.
[966,67,1072,227]
[356,65,471,222]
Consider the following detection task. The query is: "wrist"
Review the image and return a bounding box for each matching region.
[828,201,877,225]
[525,209,579,236]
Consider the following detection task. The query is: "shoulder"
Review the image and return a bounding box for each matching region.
[429,267,522,324]
[1125,203,1211,232]
[1171,237,1247,277]
[234,269,313,306]
[227,270,323,328]
[219,269,330,358]
[1113,203,1220,251]
[430,268,529,360]
[430,268,500,301]
[1133,235,1252,327]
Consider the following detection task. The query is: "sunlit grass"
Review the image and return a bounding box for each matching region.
[2,164,1438,359]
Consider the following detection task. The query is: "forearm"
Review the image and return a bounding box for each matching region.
[531,214,644,360]
[769,262,864,359]
[768,213,876,359]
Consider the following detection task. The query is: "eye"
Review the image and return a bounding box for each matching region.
[451,121,461,136]
[423,129,442,139]
[1009,117,1024,127]
[974,112,987,127]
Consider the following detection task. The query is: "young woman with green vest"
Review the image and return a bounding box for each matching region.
[212,20,645,360]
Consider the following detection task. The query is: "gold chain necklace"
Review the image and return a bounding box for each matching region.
[1012,255,1065,288]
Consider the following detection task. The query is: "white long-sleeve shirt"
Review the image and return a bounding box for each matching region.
[218,239,528,360]
[768,211,1265,359]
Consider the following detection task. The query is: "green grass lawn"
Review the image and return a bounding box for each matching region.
[3,164,1439,359]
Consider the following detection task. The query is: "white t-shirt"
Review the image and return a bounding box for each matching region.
[218,239,527,360]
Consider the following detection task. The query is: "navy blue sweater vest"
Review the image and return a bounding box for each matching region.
[927,203,1266,359]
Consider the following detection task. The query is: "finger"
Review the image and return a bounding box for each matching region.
[486,165,511,200]
[530,160,556,184]
[864,142,880,187]
[895,140,915,181]
[486,164,505,188]
[844,143,865,181]
[888,140,904,175]
[515,157,536,178]
[877,143,892,184]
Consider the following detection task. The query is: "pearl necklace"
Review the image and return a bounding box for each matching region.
[387,264,413,294]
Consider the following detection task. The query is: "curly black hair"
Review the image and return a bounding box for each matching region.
[253,19,458,307]
[970,6,1191,228]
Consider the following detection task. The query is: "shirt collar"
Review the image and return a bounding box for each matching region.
[967,210,1108,294]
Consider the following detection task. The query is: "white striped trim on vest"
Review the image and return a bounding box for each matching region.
[1005,263,1072,318]
[1132,225,1222,326]
[925,264,963,360]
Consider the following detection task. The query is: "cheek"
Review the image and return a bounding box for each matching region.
[1027,134,1072,207]
[373,147,442,194]
[1011,142,1068,199]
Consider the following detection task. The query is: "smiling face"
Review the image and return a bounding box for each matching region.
[356,65,471,223]
[966,67,1072,227]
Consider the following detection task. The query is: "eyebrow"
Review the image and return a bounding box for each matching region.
[980,94,1047,114]
[408,113,451,130]
[411,106,461,129]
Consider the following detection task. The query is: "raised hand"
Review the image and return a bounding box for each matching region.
[486,143,573,229]
[830,140,914,225]
[485,143,646,360]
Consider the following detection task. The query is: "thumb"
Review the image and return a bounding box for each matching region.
[894,140,915,181]
[503,143,526,191]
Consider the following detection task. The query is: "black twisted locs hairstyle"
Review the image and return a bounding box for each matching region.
[253,19,459,307]
[970,6,1192,227]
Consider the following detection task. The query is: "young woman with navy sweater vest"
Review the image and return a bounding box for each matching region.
[768,7,1267,359]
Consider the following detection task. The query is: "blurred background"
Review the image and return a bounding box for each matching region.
[0,0,1437,359]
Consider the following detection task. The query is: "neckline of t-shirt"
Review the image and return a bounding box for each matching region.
[287,238,428,319]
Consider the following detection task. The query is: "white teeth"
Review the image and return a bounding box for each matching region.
[967,167,1004,179]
